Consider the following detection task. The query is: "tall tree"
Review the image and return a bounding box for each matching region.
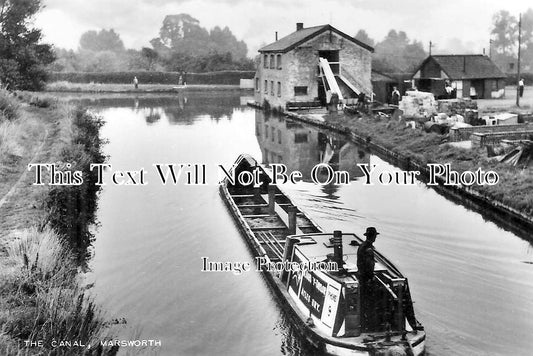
[79,29,125,52]
[491,10,518,57]
[373,30,426,73]
[0,0,54,90]
[150,14,248,63]
[354,29,375,47]
[520,8,533,72]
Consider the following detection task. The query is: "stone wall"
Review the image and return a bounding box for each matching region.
[256,29,372,109]
[472,130,533,147]
[450,123,532,141]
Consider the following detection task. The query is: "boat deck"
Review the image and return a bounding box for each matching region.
[228,187,321,261]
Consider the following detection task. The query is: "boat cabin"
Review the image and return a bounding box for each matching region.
[284,232,417,337]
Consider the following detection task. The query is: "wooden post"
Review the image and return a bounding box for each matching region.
[281,236,299,282]
[288,206,297,235]
[268,185,276,215]
[397,283,405,334]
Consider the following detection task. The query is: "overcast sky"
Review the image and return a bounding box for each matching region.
[35,0,530,56]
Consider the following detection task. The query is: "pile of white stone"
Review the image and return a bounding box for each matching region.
[399,91,437,119]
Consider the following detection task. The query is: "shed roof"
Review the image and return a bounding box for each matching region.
[371,70,397,83]
[259,24,374,53]
[416,55,506,80]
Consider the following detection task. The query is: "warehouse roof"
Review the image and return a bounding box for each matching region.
[259,24,374,53]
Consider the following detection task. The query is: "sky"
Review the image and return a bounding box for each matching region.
[34,0,531,56]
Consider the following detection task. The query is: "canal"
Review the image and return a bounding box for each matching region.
[78,91,533,355]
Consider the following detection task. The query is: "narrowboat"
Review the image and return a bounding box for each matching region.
[220,154,426,355]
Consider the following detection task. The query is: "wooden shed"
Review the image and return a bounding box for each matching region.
[412,55,507,99]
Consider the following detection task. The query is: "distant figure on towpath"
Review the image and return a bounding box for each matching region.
[519,78,524,98]
[133,76,139,89]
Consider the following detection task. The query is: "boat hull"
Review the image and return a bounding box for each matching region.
[219,154,426,356]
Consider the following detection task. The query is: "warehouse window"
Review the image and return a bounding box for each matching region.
[264,54,268,68]
[271,81,274,95]
[264,80,268,93]
[277,82,281,97]
[277,54,282,69]
[294,86,308,96]
[270,55,275,69]
[294,133,308,143]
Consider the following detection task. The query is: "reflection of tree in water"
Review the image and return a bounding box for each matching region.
[162,93,241,124]
[66,91,243,123]
[145,108,161,124]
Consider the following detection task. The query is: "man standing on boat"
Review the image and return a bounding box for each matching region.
[357,227,379,331]
[357,227,378,280]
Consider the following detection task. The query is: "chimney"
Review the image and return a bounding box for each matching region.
[332,230,344,272]
[296,22,304,31]
[275,31,278,41]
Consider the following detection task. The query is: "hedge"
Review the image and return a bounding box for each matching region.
[48,71,256,85]
[505,72,533,86]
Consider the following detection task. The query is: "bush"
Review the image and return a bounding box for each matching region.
[44,109,106,259]
[4,227,117,355]
[48,70,256,85]
[505,72,533,86]
[0,89,19,122]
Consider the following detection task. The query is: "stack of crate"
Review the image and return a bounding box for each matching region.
[437,98,478,124]
[399,91,437,119]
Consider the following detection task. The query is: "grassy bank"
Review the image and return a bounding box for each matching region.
[46,81,244,93]
[48,70,255,85]
[0,90,115,355]
[323,112,533,217]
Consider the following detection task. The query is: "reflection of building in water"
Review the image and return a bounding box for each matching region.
[255,111,369,181]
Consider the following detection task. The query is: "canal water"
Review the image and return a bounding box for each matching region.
[81,92,533,356]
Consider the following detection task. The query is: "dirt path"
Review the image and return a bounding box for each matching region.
[0,129,48,209]
[0,105,61,255]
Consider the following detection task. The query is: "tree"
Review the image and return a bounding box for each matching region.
[354,29,375,47]
[490,9,533,72]
[373,30,426,73]
[150,13,249,70]
[141,47,158,70]
[79,29,125,52]
[0,0,55,90]
[151,14,210,57]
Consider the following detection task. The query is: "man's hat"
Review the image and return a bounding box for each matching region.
[364,227,379,237]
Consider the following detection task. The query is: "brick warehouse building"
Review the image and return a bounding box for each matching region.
[254,23,373,109]
[411,54,507,99]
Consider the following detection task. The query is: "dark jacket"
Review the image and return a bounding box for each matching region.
[357,240,375,280]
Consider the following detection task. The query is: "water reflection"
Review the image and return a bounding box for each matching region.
[64,91,245,123]
[84,93,533,356]
[255,111,370,199]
